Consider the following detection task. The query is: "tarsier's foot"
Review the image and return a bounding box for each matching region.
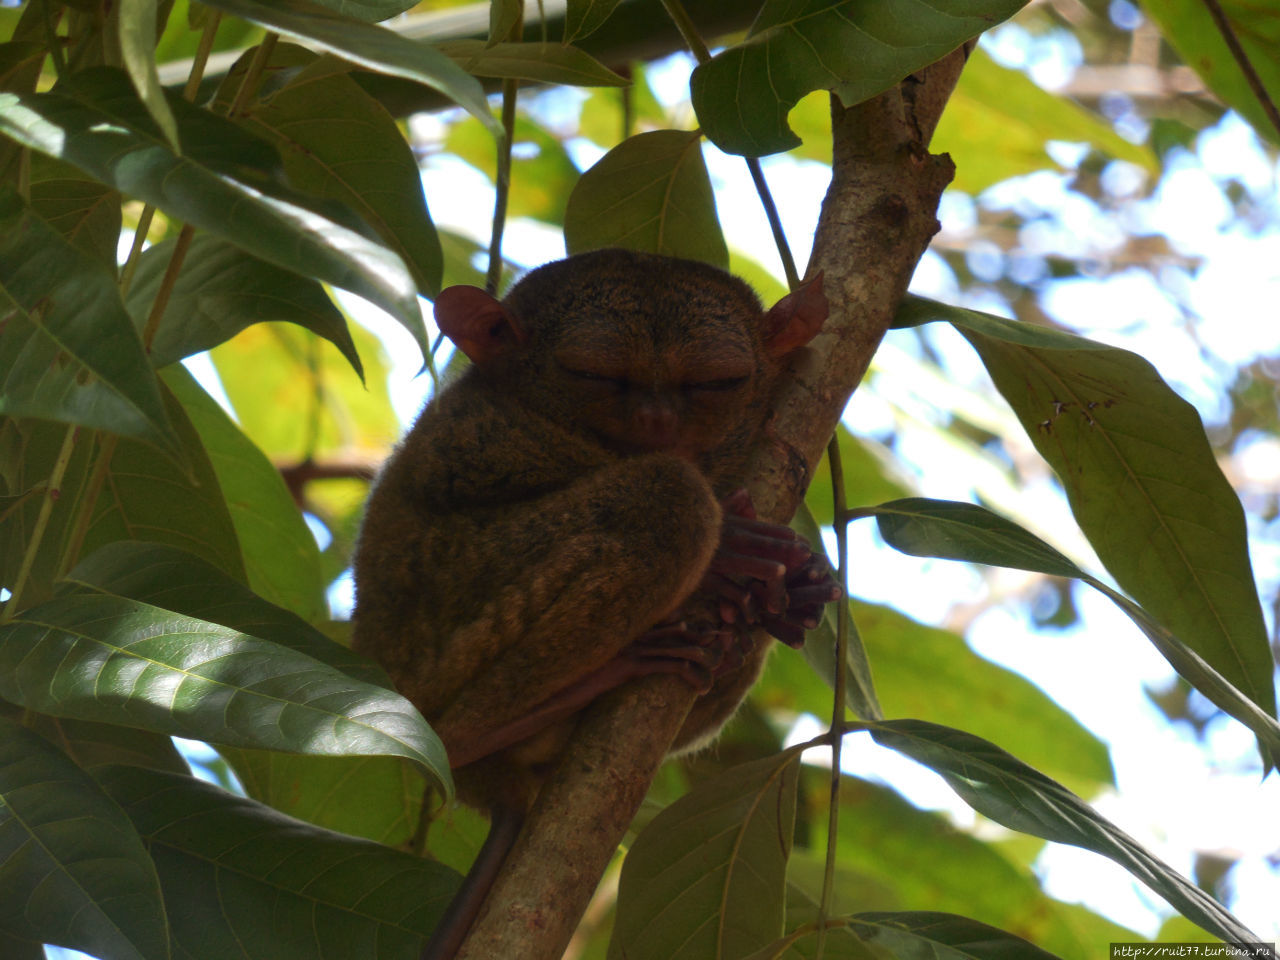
[701,490,842,647]
[629,618,743,693]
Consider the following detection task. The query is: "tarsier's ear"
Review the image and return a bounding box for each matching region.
[761,273,828,358]
[434,285,527,363]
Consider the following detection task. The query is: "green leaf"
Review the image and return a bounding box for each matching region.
[0,717,168,960]
[865,496,1280,765]
[29,153,122,269]
[437,40,628,86]
[564,0,625,43]
[199,0,500,135]
[119,0,181,152]
[870,498,1082,581]
[0,591,451,796]
[1143,0,1280,146]
[690,0,1027,156]
[80,380,248,585]
[903,297,1278,760]
[932,49,1158,193]
[790,503,882,721]
[789,771,1137,956]
[21,714,189,776]
[209,320,395,462]
[127,233,362,376]
[96,764,461,960]
[0,188,178,457]
[854,598,1113,794]
[163,366,329,622]
[848,911,1066,959]
[62,539,377,686]
[867,718,1263,944]
[445,113,580,226]
[223,45,443,306]
[609,749,801,960]
[565,129,728,267]
[0,67,424,338]
[220,751,423,844]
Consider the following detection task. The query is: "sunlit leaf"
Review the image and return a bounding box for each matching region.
[0,591,452,795]
[221,750,423,844]
[0,188,177,457]
[0,67,424,338]
[437,40,627,86]
[789,772,1137,956]
[163,367,330,622]
[854,599,1112,793]
[691,0,1027,156]
[609,749,801,959]
[932,49,1158,192]
[0,717,168,960]
[97,765,460,959]
[62,540,372,685]
[199,0,500,135]
[1144,0,1280,145]
[848,911,1066,959]
[867,718,1263,944]
[865,496,1280,764]
[445,113,579,225]
[127,233,362,377]
[210,320,396,462]
[565,129,728,267]
[564,0,625,43]
[901,297,1278,763]
[118,0,181,152]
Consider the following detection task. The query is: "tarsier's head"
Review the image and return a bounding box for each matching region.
[433,249,828,459]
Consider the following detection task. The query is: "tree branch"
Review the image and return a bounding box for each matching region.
[454,47,969,960]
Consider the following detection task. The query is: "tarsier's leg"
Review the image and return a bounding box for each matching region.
[428,456,721,765]
[440,490,821,769]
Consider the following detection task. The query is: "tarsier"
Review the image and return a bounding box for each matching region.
[352,248,841,959]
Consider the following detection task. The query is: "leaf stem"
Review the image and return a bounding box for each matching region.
[183,10,223,102]
[58,433,118,580]
[487,78,518,296]
[120,11,223,296]
[141,224,195,350]
[658,0,710,64]
[815,433,851,958]
[40,0,65,79]
[229,32,279,117]
[2,424,77,621]
[746,158,799,289]
[659,0,798,286]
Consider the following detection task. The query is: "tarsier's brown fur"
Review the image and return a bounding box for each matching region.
[351,249,837,958]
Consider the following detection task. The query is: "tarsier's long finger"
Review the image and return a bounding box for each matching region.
[708,551,786,582]
[701,571,753,610]
[749,575,788,616]
[721,525,811,571]
[787,582,843,607]
[760,617,807,648]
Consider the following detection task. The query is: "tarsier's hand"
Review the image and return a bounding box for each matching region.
[698,489,842,650]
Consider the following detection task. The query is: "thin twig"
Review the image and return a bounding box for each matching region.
[2,425,77,620]
[1200,0,1280,140]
